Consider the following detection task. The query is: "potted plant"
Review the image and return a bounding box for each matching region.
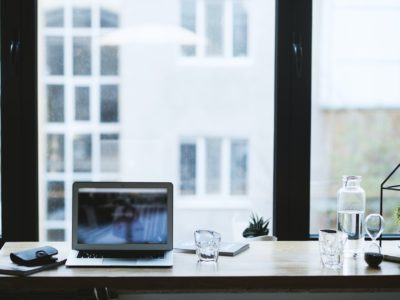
[242,213,277,241]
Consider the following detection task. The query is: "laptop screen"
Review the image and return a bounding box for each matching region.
[72,182,173,251]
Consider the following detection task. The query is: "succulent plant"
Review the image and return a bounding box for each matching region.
[242,213,270,238]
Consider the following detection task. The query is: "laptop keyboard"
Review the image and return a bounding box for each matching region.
[77,250,165,259]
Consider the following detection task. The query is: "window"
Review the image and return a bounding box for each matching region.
[47,85,64,122]
[47,229,65,241]
[46,134,65,172]
[311,0,400,234]
[181,0,197,56]
[46,36,64,75]
[47,181,65,220]
[73,37,91,75]
[230,139,247,195]
[100,134,119,172]
[45,8,64,27]
[101,46,119,75]
[206,138,222,194]
[73,134,92,172]
[100,8,119,28]
[180,0,249,58]
[180,142,197,194]
[232,0,248,57]
[179,138,248,196]
[3,0,324,241]
[205,0,224,56]
[100,85,118,122]
[73,7,91,28]
[36,0,274,243]
[75,87,90,121]
[39,2,121,241]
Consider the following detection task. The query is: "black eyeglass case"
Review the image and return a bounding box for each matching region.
[10,246,58,266]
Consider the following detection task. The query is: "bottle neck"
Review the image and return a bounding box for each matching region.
[342,180,361,188]
[342,175,362,188]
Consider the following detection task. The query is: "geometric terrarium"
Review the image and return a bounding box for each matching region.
[379,163,400,246]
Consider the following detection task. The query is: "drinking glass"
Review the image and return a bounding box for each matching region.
[319,229,348,269]
[194,230,221,262]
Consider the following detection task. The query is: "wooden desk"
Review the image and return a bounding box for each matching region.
[0,241,399,292]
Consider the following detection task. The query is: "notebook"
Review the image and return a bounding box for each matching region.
[0,259,67,276]
[66,182,173,267]
[175,241,249,256]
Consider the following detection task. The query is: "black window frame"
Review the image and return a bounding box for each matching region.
[0,0,313,242]
[274,0,312,240]
[1,0,38,242]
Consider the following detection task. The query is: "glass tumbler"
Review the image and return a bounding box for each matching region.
[194,230,221,262]
[319,229,348,269]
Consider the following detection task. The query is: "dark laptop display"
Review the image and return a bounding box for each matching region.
[72,182,173,252]
[77,188,168,245]
[67,182,173,267]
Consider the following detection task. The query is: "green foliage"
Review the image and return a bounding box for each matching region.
[242,213,270,238]
[328,110,400,197]
[394,207,400,226]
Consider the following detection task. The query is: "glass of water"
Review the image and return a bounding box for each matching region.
[194,230,221,262]
[319,229,348,269]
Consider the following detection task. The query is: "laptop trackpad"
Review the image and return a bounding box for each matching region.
[103,258,137,266]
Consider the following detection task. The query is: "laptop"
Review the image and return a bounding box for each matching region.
[66,182,173,267]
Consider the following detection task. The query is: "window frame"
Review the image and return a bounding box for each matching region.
[273,0,312,240]
[1,0,39,242]
[180,0,250,60]
[1,0,313,242]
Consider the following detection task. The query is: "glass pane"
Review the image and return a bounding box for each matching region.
[100,85,118,122]
[100,8,119,28]
[73,134,92,172]
[73,37,91,75]
[230,139,248,195]
[205,0,224,56]
[47,134,64,172]
[206,138,221,194]
[75,86,90,121]
[38,0,275,242]
[100,134,119,172]
[46,36,64,75]
[47,181,65,220]
[47,229,65,241]
[311,0,400,234]
[233,0,248,57]
[181,0,196,56]
[73,7,91,28]
[101,46,119,75]
[45,8,64,27]
[180,143,196,195]
[47,85,64,122]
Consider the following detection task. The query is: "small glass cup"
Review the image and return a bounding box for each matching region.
[319,229,348,269]
[194,230,221,262]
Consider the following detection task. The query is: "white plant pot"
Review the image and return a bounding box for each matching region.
[246,235,277,241]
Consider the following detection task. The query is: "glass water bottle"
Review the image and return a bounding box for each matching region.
[337,175,366,256]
